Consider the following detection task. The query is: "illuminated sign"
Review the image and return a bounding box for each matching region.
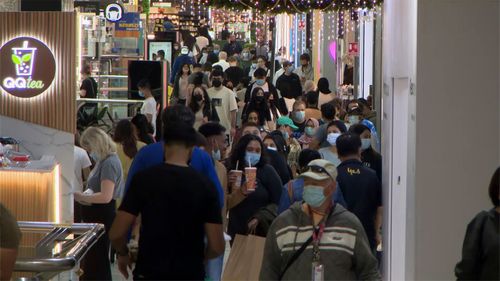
[105,3,123,22]
[0,37,56,98]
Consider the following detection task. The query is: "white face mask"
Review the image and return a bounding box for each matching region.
[327,133,341,146]
[361,138,371,150]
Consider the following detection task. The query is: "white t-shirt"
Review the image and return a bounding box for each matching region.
[141,96,157,136]
[207,86,238,132]
[73,146,92,192]
[213,60,230,72]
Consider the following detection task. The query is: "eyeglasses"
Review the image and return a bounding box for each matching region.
[306,165,332,179]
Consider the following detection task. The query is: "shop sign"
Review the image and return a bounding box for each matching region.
[0,37,56,98]
[348,42,359,56]
[105,3,124,22]
[115,13,140,32]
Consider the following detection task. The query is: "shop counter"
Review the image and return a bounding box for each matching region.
[0,160,60,224]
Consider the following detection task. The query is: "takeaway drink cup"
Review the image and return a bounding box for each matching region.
[245,167,257,192]
[12,41,37,76]
[230,170,243,189]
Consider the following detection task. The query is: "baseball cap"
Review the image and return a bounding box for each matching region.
[277,116,298,130]
[299,159,338,181]
[181,46,189,55]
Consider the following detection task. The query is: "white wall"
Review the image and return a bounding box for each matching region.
[414,0,499,279]
[384,0,500,280]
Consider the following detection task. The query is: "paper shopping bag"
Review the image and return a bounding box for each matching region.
[222,234,266,281]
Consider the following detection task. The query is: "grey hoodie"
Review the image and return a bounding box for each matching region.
[260,202,381,281]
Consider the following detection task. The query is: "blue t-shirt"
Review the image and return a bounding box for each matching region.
[125,142,224,209]
[277,177,347,214]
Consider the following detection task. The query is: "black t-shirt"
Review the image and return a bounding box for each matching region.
[336,159,382,250]
[276,73,303,99]
[80,77,98,99]
[361,148,382,181]
[120,164,222,280]
[225,66,245,87]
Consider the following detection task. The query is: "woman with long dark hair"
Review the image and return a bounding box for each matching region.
[242,87,274,130]
[172,63,192,105]
[226,134,282,240]
[131,114,155,145]
[113,119,146,186]
[189,86,219,130]
[180,30,198,57]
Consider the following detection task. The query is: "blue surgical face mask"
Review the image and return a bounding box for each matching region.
[214,50,220,55]
[90,152,100,162]
[348,115,360,124]
[245,152,261,166]
[327,132,341,146]
[305,127,315,137]
[361,138,371,150]
[303,185,327,208]
[294,111,305,122]
[255,79,266,86]
[282,131,289,141]
[138,91,145,98]
[212,149,221,161]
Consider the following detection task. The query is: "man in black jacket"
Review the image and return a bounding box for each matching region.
[275,61,302,101]
[336,133,383,252]
[244,68,288,117]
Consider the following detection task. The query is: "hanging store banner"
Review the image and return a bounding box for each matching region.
[348,42,359,56]
[115,12,140,37]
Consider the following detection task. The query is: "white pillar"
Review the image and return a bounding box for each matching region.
[383,0,500,280]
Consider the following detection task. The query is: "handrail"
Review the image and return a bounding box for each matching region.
[14,222,105,275]
[77,98,144,105]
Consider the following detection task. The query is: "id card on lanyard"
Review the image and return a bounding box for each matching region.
[311,223,325,281]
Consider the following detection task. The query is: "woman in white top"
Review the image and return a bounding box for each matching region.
[172,63,192,105]
[318,120,347,167]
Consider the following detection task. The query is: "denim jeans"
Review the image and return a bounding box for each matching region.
[205,253,224,281]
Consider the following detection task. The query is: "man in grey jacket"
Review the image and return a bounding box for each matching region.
[260,159,381,281]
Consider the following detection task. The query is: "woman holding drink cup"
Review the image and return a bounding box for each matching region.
[227,134,283,242]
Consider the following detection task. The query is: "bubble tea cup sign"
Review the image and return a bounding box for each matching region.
[0,37,56,98]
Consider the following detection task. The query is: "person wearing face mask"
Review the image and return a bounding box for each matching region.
[318,120,347,166]
[290,100,307,135]
[276,116,302,177]
[137,79,158,137]
[348,124,382,180]
[247,56,259,79]
[239,123,291,185]
[242,87,274,130]
[245,68,288,116]
[309,103,338,150]
[260,159,381,280]
[189,86,219,130]
[199,123,229,247]
[346,107,380,152]
[298,118,319,149]
[207,69,238,143]
[171,63,192,106]
[226,134,283,241]
[276,61,303,111]
[336,133,383,252]
[170,47,195,84]
[294,53,314,87]
[277,149,347,215]
[74,127,124,281]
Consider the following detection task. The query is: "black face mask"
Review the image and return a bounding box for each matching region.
[212,80,222,88]
[194,94,203,102]
[255,96,265,104]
